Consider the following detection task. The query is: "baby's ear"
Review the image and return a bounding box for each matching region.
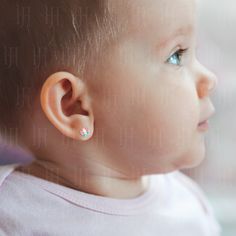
[40,71,94,141]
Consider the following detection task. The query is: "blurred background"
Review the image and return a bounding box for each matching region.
[184,0,236,235]
[0,0,235,235]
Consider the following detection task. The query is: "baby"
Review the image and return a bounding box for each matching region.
[0,0,222,235]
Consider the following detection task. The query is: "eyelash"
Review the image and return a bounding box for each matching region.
[166,48,188,67]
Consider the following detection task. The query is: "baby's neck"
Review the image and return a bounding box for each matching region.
[15,160,151,199]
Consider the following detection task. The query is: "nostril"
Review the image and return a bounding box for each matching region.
[198,72,218,98]
[198,80,208,98]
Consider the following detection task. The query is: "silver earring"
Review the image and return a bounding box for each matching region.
[80,127,90,137]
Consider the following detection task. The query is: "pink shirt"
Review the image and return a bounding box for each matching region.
[0,163,221,236]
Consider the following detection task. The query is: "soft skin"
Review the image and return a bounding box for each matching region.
[16,0,217,199]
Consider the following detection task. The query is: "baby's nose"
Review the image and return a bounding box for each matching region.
[196,63,218,98]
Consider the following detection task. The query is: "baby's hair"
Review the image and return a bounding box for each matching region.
[0,0,123,144]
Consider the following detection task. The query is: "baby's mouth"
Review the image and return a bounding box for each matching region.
[198,106,215,132]
[197,120,209,132]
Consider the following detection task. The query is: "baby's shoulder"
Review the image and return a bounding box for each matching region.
[165,170,221,234]
[0,163,19,193]
[166,170,212,214]
[0,164,27,206]
[0,164,24,228]
[0,164,44,212]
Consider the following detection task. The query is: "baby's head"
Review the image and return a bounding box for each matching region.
[0,0,217,178]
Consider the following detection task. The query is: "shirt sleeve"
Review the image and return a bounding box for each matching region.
[173,170,222,236]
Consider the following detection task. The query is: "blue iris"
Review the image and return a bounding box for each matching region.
[167,49,186,66]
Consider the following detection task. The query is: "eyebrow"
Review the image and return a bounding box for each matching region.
[157,25,193,49]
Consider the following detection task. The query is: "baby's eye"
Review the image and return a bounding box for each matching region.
[166,49,188,66]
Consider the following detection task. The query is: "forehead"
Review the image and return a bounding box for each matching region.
[109,0,196,43]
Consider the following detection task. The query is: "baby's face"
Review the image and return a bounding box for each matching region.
[89,0,217,176]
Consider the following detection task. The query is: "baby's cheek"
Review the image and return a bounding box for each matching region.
[143,89,199,156]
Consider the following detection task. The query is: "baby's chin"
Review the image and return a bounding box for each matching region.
[178,142,207,170]
[125,140,207,177]
[159,141,207,173]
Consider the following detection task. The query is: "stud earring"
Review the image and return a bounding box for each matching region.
[80,127,90,137]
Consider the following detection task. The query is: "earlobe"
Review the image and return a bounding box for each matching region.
[40,71,94,141]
